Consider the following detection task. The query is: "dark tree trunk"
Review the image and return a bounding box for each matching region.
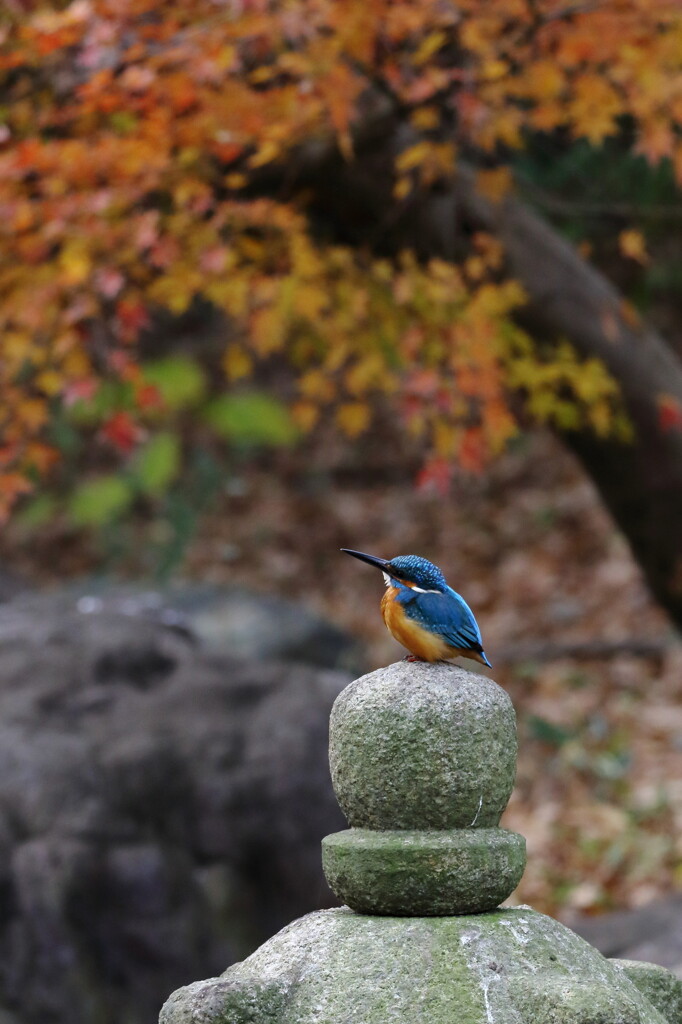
[451,167,682,629]
[258,129,682,629]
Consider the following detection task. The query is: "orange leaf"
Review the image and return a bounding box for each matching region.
[475,167,513,203]
[0,472,33,523]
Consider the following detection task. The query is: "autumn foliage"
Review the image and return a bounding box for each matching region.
[2,0,682,520]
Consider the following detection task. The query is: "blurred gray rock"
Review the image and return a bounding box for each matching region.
[0,569,29,604]
[46,581,364,671]
[0,594,349,1024]
[568,897,682,977]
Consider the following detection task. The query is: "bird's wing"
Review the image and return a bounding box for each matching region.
[403,589,484,652]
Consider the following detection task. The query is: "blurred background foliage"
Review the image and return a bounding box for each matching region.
[0,0,681,923]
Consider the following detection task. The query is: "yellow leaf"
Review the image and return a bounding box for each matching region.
[434,420,457,457]
[344,354,384,395]
[413,31,447,66]
[216,45,237,70]
[395,142,432,174]
[409,107,440,131]
[17,398,48,431]
[619,229,648,265]
[225,173,248,190]
[4,332,32,368]
[250,66,276,85]
[481,59,508,82]
[59,242,91,284]
[521,60,564,100]
[393,177,412,200]
[222,345,253,381]
[569,74,622,145]
[464,255,486,281]
[249,140,281,168]
[298,369,334,402]
[589,400,613,437]
[63,349,92,378]
[36,369,63,395]
[293,284,327,319]
[336,401,371,438]
[251,307,286,355]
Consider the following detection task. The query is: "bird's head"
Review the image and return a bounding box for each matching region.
[341,549,447,593]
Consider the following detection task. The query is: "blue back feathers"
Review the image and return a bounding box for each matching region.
[387,555,447,591]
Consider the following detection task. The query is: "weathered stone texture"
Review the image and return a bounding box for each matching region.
[613,960,682,1022]
[329,661,517,830]
[161,907,672,1024]
[322,828,526,915]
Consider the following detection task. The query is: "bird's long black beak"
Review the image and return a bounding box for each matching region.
[340,548,391,572]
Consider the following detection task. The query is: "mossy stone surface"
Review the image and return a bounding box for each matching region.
[160,907,671,1024]
[159,662,679,1024]
[322,827,526,915]
[329,662,517,830]
[612,959,682,1022]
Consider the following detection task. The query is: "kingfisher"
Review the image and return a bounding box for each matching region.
[341,548,491,667]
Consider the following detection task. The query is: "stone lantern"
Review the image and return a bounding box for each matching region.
[160,662,682,1023]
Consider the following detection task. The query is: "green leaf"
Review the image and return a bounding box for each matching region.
[527,715,573,748]
[143,356,206,410]
[68,475,133,527]
[204,392,299,447]
[66,381,134,425]
[131,432,181,496]
[109,111,138,134]
[16,494,58,531]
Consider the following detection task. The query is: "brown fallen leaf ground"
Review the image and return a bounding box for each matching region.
[2,429,681,919]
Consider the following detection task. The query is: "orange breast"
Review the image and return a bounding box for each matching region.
[381,589,451,662]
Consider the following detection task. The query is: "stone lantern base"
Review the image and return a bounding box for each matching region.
[159,663,682,1024]
[160,906,679,1023]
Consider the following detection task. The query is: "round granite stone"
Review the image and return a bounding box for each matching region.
[329,662,517,830]
[322,827,526,915]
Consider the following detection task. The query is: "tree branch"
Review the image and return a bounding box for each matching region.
[495,636,679,664]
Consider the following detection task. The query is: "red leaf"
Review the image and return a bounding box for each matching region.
[459,427,485,473]
[100,412,143,453]
[406,369,439,398]
[416,456,452,496]
[115,299,150,343]
[135,383,163,410]
[64,378,99,407]
[658,394,682,433]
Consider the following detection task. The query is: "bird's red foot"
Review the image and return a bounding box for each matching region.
[403,654,426,662]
